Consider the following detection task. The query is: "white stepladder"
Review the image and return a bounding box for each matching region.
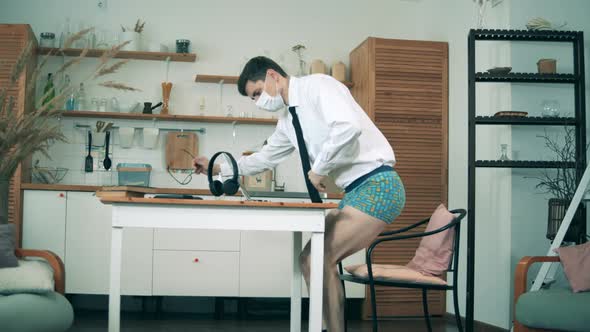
[530,162,590,292]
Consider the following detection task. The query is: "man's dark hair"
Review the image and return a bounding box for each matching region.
[237,56,288,96]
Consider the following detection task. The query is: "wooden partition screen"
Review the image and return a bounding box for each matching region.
[350,37,449,318]
[0,24,37,246]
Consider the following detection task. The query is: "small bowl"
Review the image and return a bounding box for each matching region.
[487,67,512,75]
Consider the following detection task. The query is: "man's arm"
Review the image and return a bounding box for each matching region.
[219,123,295,177]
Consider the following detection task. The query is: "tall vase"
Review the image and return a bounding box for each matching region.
[161,82,172,115]
[0,177,9,224]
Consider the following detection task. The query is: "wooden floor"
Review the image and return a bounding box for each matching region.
[69,311,460,332]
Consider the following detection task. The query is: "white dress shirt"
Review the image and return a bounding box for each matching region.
[221,74,395,189]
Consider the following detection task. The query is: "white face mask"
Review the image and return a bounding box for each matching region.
[255,79,285,112]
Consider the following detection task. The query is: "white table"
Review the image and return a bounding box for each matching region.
[100,196,336,332]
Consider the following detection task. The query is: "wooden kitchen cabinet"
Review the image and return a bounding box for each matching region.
[64,191,153,295]
[153,250,240,296]
[22,190,67,260]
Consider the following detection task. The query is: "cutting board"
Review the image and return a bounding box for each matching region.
[166,132,198,170]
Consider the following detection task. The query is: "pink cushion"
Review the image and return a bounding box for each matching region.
[406,204,456,276]
[555,241,590,293]
[344,263,446,286]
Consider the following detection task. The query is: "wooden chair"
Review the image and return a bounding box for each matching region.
[339,209,467,332]
[513,256,559,332]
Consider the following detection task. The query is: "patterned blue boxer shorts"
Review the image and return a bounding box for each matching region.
[338,170,405,224]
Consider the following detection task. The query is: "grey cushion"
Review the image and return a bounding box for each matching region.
[0,223,18,268]
[516,284,590,332]
[0,291,74,332]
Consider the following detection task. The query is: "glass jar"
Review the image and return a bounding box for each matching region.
[176,39,190,53]
[40,32,56,48]
[99,98,108,112]
[541,100,560,117]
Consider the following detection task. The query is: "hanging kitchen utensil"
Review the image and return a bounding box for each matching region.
[103,122,114,132]
[165,131,198,170]
[85,131,93,172]
[103,131,112,170]
[96,120,105,132]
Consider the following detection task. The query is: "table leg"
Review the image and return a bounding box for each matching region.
[109,226,123,332]
[309,231,324,332]
[291,231,302,332]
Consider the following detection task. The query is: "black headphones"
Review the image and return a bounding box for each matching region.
[207,152,240,196]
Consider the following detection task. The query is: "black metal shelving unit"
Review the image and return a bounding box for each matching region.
[467,29,586,332]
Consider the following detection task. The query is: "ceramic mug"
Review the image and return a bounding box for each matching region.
[118,127,135,149]
[143,128,159,149]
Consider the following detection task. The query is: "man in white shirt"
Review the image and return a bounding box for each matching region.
[193,57,405,332]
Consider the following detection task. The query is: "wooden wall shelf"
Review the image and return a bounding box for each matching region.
[195,74,354,88]
[37,47,197,62]
[60,110,277,125]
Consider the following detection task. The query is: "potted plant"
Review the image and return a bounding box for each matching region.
[0,28,138,224]
[533,127,587,243]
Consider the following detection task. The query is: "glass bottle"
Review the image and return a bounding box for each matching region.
[42,73,55,107]
[499,144,510,161]
[225,105,234,117]
[76,82,87,110]
[63,74,76,111]
[58,17,71,48]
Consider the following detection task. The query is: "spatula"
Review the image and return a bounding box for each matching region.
[85,131,93,172]
[103,131,112,170]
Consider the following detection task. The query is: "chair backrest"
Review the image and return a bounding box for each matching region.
[446,209,467,283]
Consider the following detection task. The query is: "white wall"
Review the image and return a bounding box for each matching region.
[1,0,569,328]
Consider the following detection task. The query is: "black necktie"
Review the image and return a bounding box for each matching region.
[288,106,323,203]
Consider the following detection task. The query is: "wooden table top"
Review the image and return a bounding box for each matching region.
[99,196,338,209]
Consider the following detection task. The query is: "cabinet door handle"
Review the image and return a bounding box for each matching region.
[193,258,199,263]
[59,193,65,198]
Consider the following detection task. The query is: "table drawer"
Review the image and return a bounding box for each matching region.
[153,229,240,251]
[152,250,239,296]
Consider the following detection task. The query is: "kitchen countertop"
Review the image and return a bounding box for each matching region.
[21,183,344,199]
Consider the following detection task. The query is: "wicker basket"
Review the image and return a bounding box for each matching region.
[546,198,585,243]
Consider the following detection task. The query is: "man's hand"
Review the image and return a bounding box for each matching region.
[193,156,220,176]
[308,171,327,192]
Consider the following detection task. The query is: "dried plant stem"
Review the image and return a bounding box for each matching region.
[528,127,584,201]
[98,81,141,92]
[1,27,138,180]
[94,59,129,78]
[55,47,89,75]
[61,27,93,50]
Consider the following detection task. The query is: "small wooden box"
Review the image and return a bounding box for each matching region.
[537,58,556,74]
[242,170,273,191]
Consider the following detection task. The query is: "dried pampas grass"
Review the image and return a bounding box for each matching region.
[0,27,137,179]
